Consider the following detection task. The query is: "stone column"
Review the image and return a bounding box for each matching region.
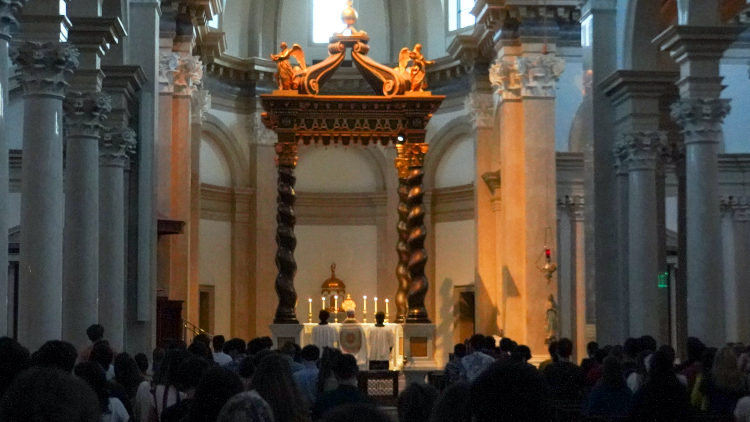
[466,90,499,336]
[556,198,575,341]
[11,42,79,350]
[657,24,739,346]
[721,198,738,341]
[613,149,630,336]
[616,131,667,338]
[394,145,411,324]
[273,142,299,324]
[571,197,587,361]
[61,92,111,347]
[404,143,431,324]
[0,0,25,336]
[98,125,136,351]
[721,197,750,342]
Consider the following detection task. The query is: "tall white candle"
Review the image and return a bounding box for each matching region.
[308,298,312,314]
[334,295,338,311]
[322,296,325,311]
[385,299,389,316]
[363,296,367,312]
[374,297,378,313]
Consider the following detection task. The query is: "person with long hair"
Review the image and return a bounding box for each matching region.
[251,353,310,422]
[317,347,342,397]
[397,383,438,422]
[115,353,146,404]
[690,347,716,411]
[217,390,275,422]
[584,356,633,417]
[185,366,243,422]
[75,361,130,422]
[428,382,471,422]
[703,346,749,415]
[629,348,691,421]
[140,349,190,422]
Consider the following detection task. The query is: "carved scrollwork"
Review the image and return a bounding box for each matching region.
[670,98,731,146]
[296,41,346,95]
[352,41,408,97]
[11,41,79,98]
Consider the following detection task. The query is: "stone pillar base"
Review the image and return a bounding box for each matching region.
[269,324,304,348]
[402,323,438,384]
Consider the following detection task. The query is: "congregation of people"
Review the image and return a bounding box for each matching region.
[5,314,750,422]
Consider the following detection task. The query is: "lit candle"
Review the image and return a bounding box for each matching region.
[322,296,326,311]
[308,298,312,314]
[374,297,378,313]
[334,295,338,311]
[363,296,367,313]
[385,299,389,317]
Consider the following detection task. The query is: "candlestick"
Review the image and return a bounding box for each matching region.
[363,295,367,323]
[385,299,389,323]
[374,297,378,314]
[322,296,326,312]
[308,298,313,323]
[334,295,338,323]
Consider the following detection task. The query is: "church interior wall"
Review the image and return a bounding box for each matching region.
[221,0,251,58]
[556,59,585,152]
[720,61,750,153]
[198,219,233,337]
[203,109,253,167]
[434,138,474,189]
[200,137,233,187]
[295,145,383,193]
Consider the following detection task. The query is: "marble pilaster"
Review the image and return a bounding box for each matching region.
[0,0,26,336]
[98,125,136,351]
[11,41,79,350]
[61,91,111,347]
[720,197,750,342]
[190,88,209,334]
[556,195,586,362]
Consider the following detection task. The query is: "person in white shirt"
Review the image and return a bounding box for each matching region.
[367,312,393,370]
[211,335,233,366]
[313,310,338,349]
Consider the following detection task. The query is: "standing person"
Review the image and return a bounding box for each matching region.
[185,366,243,422]
[313,310,337,349]
[75,361,130,422]
[313,354,368,419]
[217,391,275,422]
[212,335,233,366]
[140,350,189,422]
[78,324,105,363]
[251,353,311,422]
[367,312,393,370]
[459,334,495,382]
[703,346,749,415]
[294,345,321,408]
[318,347,343,398]
[339,310,368,369]
[580,341,599,376]
[160,356,211,422]
[584,357,633,417]
[629,348,692,422]
[397,383,438,422]
[543,338,585,401]
[444,344,467,386]
[114,353,145,412]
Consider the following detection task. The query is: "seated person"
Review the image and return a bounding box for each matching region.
[313,354,368,419]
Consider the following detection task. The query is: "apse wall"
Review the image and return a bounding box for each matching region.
[557,59,584,152]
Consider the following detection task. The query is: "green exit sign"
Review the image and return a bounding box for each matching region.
[658,272,669,289]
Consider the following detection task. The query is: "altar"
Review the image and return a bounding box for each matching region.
[301,323,404,370]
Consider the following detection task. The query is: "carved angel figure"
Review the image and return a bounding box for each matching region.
[271,42,307,91]
[396,44,434,92]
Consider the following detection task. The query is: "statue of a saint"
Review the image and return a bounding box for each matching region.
[396,44,434,92]
[545,294,558,344]
[270,42,306,91]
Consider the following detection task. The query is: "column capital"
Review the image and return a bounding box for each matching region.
[721,196,750,222]
[482,170,501,195]
[489,57,522,101]
[173,54,203,96]
[191,88,211,123]
[0,0,26,41]
[517,54,565,98]
[615,131,668,171]
[11,41,79,98]
[465,91,495,130]
[159,52,178,93]
[63,91,112,137]
[274,142,298,168]
[99,124,136,168]
[558,195,585,221]
[251,112,277,146]
[670,98,730,145]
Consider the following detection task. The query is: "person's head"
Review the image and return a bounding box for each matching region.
[0,366,100,422]
[279,341,297,358]
[193,333,211,347]
[586,341,599,358]
[713,346,745,392]
[152,347,165,374]
[187,366,244,422]
[300,344,320,363]
[594,347,609,365]
[114,352,144,397]
[547,340,559,363]
[429,382,472,422]
[601,356,625,387]
[318,347,343,394]
[499,337,515,354]
[319,310,330,324]
[174,355,210,396]
[74,361,110,414]
[345,309,355,320]
[154,349,191,387]
[332,353,359,383]
[482,336,497,352]
[134,352,149,375]
[453,343,467,359]
[89,340,114,371]
[216,390,275,422]
[469,334,485,353]
[636,350,653,375]
[223,338,247,360]
[685,337,706,364]
[247,338,267,355]
[240,349,273,383]
[648,348,675,379]
[187,340,213,360]
[86,324,105,343]
[213,335,226,353]
[471,361,551,422]
[261,337,274,350]
[321,404,391,422]
[510,345,532,363]
[397,383,439,422]
[640,335,657,353]
[375,311,385,325]
[33,340,78,372]
[556,338,573,361]
[251,353,309,422]
[623,337,640,359]
[0,337,30,399]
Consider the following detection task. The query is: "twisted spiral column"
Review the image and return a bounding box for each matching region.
[405,143,431,323]
[394,144,411,323]
[274,143,299,324]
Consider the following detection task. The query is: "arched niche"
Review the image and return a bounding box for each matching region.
[424,115,474,190]
[200,135,233,187]
[295,145,386,193]
[434,138,475,189]
[201,115,251,187]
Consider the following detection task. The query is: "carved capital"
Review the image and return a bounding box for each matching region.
[64,91,112,138]
[489,58,522,101]
[670,98,730,145]
[99,124,136,168]
[615,131,668,171]
[482,170,501,195]
[11,41,79,98]
[405,143,429,167]
[173,54,204,95]
[517,55,565,98]
[158,52,178,93]
[275,142,298,168]
[191,88,211,123]
[558,195,585,221]
[721,196,750,222]
[395,143,410,179]
[252,112,277,146]
[465,92,495,129]
[0,0,26,40]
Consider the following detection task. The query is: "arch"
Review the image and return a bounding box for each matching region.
[623,0,675,71]
[200,136,233,187]
[424,114,474,190]
[295,145,388,192]
[201,114,251,187]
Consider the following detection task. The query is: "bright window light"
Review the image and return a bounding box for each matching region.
[59,0,66,16]
[313,0,347,43]
[448,0,475,31]
[208,14,219,29]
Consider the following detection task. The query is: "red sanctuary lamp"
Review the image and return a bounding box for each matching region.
[540,247,557,281]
